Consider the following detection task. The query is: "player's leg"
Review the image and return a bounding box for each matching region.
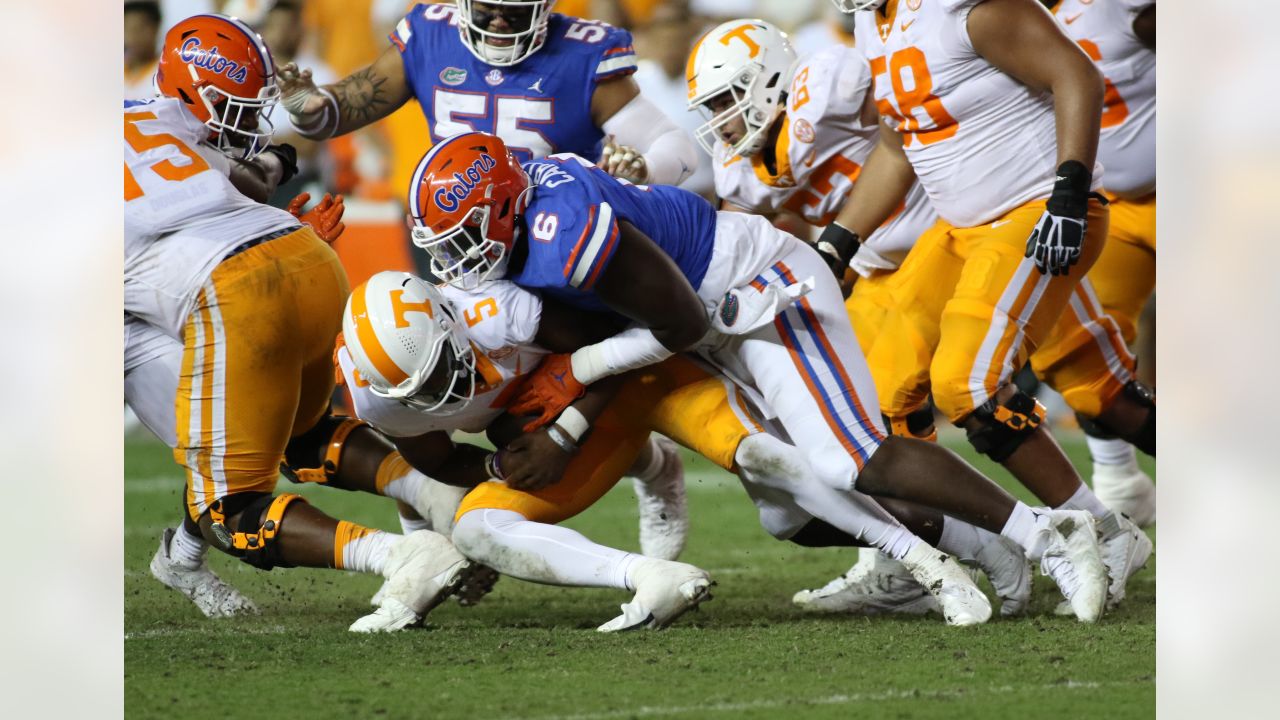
[126,328,259,618]
[450,408,713,631]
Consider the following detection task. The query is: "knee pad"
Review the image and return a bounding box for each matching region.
[208,493,308,570]
[1078,380,1154,456]
[281,415,368,485]
[964,391,1046,463]
[883,404,937,443]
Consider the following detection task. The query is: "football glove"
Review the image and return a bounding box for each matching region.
[1024,160,1106,276]
[600,136,649,184]
[814,222,861,278]
[506,354,586,431]
[287,192,347,244]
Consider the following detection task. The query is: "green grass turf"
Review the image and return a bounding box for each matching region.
[124,430,1154,719]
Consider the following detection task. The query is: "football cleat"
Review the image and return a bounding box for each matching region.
[349,530,474,633]
[597,558,713,632]
[1092,461,1156,528]
[369,562,500,608]
[149,528,259,618]
[1037,510,1108,623]
[633,436,689,561]
[973,536,1033,617]
[899,543,992,627]
[792,550,940,616]
[1097,511,1153,608]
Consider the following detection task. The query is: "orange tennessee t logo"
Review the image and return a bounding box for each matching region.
[390,290,434,328]
[719,24,761,58]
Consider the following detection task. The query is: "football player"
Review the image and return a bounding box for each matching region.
[276,1,697,186]
[808,0,1150,611]
[689,18,1150,613]
[1036,0,1157,525]
[125,14,483,632]
[407,131,1114,624]
[342,270,1039,626]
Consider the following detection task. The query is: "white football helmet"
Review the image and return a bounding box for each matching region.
[343,272,477,414]
[831,0,886,13]
[456,0,554,67]
[686,19,797,158]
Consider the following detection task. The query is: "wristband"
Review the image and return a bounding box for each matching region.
[263,143,299,185]
[816,222,862,268]
[554,406,590,443]
[545,425,578,454]
[291,88,339,140]
[1047,160,1093,218]
[485,452,505,481]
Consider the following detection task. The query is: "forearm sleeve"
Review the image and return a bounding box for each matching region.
[569,326,675,385]
[600,94,697,186]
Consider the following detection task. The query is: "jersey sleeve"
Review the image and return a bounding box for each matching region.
[785,46,869,189]
[389,3,452,93]
[520,171,621,294]
[591,24,637,82]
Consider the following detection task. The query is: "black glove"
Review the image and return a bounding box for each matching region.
[1024,160,1106,276]
[815,222,861,278]
[263,143,300,186]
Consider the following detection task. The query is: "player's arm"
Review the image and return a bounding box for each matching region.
[533,295,627,353]
[969,0,1105,276]
[819,118,916,276]
[277,45,413,140]
[1133,5,1156,50]
[392,429,492,489]
[592,76,698,186]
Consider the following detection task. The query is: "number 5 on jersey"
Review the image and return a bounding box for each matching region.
[124,111,210,200]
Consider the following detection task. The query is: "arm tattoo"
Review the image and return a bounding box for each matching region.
[333,67,391,125]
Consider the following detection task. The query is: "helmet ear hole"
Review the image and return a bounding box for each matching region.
[499,198,511,219]
[177,88,195,105]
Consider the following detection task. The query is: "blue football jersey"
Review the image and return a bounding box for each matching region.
[391,4,637,164]
[509,155,718,312]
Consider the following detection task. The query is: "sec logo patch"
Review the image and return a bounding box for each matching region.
[719,291,739,328]
[485,69,505,86]
[792,118,816,144]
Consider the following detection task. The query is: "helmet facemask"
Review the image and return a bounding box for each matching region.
[411,204,511,290]
[693,64,780,158]
[457,0,551,67]
[191,64,280,160]
[831,0,887,13]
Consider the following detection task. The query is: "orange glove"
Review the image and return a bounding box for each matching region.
[506,354,586,431]
[287,192,347,244]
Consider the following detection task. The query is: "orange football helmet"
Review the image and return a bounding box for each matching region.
[155,14,279,158]
[408,132,532,290]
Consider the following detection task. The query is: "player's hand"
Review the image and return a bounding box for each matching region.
[814,222,861,279]
[495,430,573,491]
[1024,211,1086,276]
[600,136,648,184]
[288,192,347,244]
[839,266,858,300]
[1024,160,1103,276]
[278,62,327,116]
[506,354,586,431]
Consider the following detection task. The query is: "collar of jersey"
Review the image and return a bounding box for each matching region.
[751,115,795,188]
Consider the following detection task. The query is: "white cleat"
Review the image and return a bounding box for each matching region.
[899,543,992,626]
[1037,510,1108,623]
[1097,511,1153,609]
[633,436,689,561]
[1092,461,1156,528]
[349,530,474,633]
[149,528,259,618]
[973,536,1033,617]
[792,550,940,616]
[598,558,713,632]
[368,561,500,608]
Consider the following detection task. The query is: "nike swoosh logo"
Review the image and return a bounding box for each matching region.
[993,220,1013,228]
[900,19,916,32]
[1063,13,1082,24]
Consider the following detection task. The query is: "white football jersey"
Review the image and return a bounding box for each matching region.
[337,280,549,438]
[1053,0,1155,198]
[712,44,936,275]
[124,97,298,338]
[854,0,1103,228]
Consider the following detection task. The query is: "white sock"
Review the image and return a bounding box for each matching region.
[453,509,639,590]
[626,435,665,482]
[377,466,428,506]
[170,523,208,567]
[936,516,999,563]
[864,524,921,561]
[1000,502,1049,560]
[1056,482,1111,520]
[1086,435,1138,468]
[337,526,399,575]
[399,513,432,535]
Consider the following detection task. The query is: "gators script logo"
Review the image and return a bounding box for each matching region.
[433,152,498,212]
[179,38,249,84]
